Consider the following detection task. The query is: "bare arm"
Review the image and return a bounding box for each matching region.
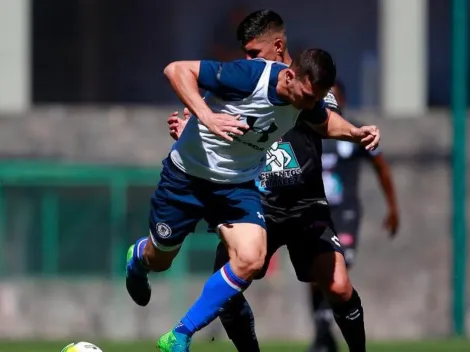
[308,109,357,141]
[370,153,400,236]
[306,110,380,150]
[163,60,249,140]
[163,61,214,126]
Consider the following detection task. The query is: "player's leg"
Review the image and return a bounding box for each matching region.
[126,157,202,307]
[215,218,280,352]
[288,215,365,351]
[308,207,361,351]
[284,215,338,352]
[307,206,341,351]
[213,242,261,352]
[308,282,337,352]
[312,249,365,352]
[160,183,267,346]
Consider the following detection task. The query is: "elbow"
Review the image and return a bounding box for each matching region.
[163,62,178,80]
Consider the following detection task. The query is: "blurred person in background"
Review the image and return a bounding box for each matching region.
[308,80,399,352]
[167,10,379,352]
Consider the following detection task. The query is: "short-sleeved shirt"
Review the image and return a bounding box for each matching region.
[170,59,328,184]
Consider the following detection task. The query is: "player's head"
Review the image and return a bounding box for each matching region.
[331,80,346,110]
[283,48,336,110]
[236,10,287,62]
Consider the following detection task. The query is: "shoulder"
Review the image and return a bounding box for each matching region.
[200,59,267,84]
[267,61,289,106]
[296,89,342,124]
[198,59,268,100]
[296,101,329,125]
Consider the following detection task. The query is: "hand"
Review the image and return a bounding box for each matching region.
[383,208,399,238]
[168,108,191,141]
[200,112,249,142]
[351,125,380,151]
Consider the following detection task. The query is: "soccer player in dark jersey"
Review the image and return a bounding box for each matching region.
[168,10,371,352]
[308,80,399,352]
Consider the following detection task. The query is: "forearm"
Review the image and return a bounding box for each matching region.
[373,156,398,211]
[164,62,212,123]
[309,110,359,142]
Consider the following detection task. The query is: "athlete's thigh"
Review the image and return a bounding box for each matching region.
[331,206,361,267]
[149,157,204,251]
[219,222,267,264]
[312,250,351,303]
[214,217,283,280]
[287,217,344,283]
[206,180,268,273]
[254,217,285,280]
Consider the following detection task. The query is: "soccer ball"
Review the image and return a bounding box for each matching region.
[61,342,103,352]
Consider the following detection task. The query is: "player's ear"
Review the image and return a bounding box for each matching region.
[285,68,295,84]
[274,38,284,56]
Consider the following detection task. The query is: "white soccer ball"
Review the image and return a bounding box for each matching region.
[61,342,103,352]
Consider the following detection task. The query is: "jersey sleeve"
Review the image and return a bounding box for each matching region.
[197,59,265,100]
[322,90,341,114]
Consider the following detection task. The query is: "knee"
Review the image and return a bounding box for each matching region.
[325,275,353,303]
[231,249,266,280]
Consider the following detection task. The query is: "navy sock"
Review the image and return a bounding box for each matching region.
[174,263,251,337]
[128,237,149,276]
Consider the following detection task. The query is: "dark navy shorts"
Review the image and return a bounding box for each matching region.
[148,157,266,250]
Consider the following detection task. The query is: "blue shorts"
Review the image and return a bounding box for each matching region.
[148,157,266,250]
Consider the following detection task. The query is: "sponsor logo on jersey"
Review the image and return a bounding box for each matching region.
[258,141,302,189]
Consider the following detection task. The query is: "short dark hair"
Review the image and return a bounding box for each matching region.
[236,10,285,45]
[291,49,336,90]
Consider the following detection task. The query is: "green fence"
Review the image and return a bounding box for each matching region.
[0,160,220,279]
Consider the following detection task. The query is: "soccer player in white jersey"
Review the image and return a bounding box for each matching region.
[168,10,372,352]
[126,46,380,351]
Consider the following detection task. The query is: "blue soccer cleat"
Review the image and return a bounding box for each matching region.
[157,330,192,352]
[126,244,151,306]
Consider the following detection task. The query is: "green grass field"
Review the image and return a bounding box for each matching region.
[0,340,469,352]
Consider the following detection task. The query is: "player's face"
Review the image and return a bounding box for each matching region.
[286,71,329,110]
[242,37,283,62]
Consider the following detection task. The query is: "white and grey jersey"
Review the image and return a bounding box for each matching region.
[170,59,329,184]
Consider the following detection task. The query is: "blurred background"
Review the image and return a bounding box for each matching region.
[0,0,469,351]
